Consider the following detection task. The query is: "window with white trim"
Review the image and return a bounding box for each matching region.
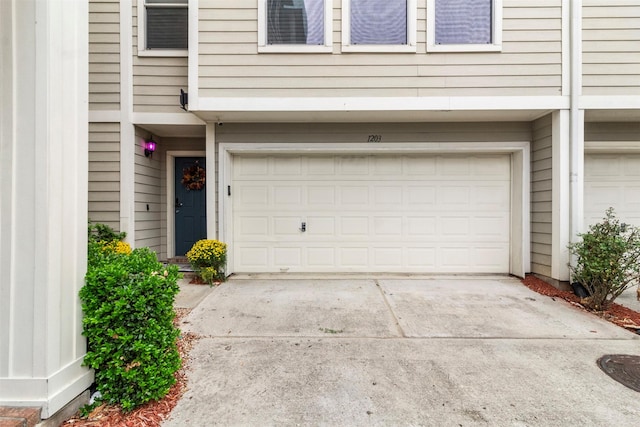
[138,0,188,56]
[427,0,502,52]
[258,0,333,53]
[342,0,416,53]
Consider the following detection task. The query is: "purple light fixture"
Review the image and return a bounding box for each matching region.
[144,137,157,158]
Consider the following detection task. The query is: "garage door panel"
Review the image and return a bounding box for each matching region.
[407,248,437,267]
[373,217,403,236]
[238,247,269,268]
[238,186,269,206]
[308,186,336,205]
[273,157,302,175]
[406,157,437,175]
[374,248,403,267]
[308,157,335,174]
[233,154,511,273]
[474,185,510,207]
[274,186,302,205]
[274,247,302,267]
[237,216,269,236]
[307,247,335,266]
[374,186,403,204]
[341,217,369,235]
[373,156,403,174]
[273,217,303,236]
[473,216,510,239]
[306,216,336,235]
[340,247,369,267]
[585,154,640,227]
[440,217,470,237]
[339,157,369,175]
[439,186,471,207]
[407,217,437,236]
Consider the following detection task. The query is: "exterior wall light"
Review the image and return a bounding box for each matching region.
[145,137,157,158]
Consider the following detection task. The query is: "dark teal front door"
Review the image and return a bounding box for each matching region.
[175,157,207,256]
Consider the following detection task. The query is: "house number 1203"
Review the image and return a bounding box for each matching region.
[367,135,382,143]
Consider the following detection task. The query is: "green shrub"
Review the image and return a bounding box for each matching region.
[88,221,126,243]
[568,208,640,310]
[186,239,227,282]
[81,224,181,411]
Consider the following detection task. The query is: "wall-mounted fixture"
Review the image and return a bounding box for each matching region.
[180,89,188,111]
[144,137,157,158]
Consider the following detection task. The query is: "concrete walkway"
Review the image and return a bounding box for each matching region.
[165,276,640,426]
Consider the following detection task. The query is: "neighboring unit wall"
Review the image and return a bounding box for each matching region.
[89,0,120,110]
[197,1,563,97]
[530,115,552,277]
[135,128,162,254]
[132,3,189,112]
[583,0,640,95]
[89,123,121,230]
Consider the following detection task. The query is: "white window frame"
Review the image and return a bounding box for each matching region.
[341,0,417,53]
[258,0,333,53]
[426,0,502,53]
[137,0,188,57]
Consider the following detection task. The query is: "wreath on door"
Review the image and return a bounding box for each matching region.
[181,162,206,191]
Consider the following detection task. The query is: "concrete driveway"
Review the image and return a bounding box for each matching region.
[165,276,640,426]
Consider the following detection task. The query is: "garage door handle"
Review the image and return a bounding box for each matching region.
[300,222,306,232]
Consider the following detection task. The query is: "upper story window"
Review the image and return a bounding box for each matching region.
[427,0,502,52]
[258,0,333,53]
[342,0,417,53]
[138,0,188,57]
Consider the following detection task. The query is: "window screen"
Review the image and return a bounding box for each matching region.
[435,0,492,45]
[267,0,325,45]
[350,0,407,45]
[145,0,188,49]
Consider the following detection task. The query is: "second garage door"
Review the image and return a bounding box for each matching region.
[585,153,640,227]
[232,154,511,273]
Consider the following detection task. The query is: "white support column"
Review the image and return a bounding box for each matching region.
[569,0,584,247]
[0,0,93,417]
[120,0,136,243]
[206,123,217,238]
[551,110,571,282]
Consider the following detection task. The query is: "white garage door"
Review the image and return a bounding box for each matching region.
[585,154,640,226]
[232,154,511,273]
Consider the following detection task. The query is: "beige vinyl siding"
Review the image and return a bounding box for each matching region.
[135,128,162,254]
[583,0,640,95]
[89,0,120,110]
[585,122,640,143]
[530,115,552,277]
[89,122,120,229]
[132,3,189,113]
[198,1,562,97]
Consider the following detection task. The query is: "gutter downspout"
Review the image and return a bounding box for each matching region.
[569,0,584,267]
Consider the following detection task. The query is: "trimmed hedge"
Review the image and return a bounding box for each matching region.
[81,225,181,411]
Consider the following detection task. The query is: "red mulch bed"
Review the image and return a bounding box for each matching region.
[522,275,640,332]
[61,308,199,427]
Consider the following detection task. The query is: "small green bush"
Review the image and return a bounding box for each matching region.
[186,239,227,282]
[568,208,640,310]
[81,224,181,411]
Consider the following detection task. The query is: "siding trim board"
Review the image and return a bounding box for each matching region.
[193,95,568,123]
